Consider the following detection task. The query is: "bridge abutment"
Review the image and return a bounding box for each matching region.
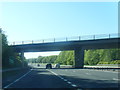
[74,48,84,68]
[20,51,24,67]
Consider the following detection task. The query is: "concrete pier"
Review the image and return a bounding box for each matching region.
[20,52,24,67]
[74,48,84,68]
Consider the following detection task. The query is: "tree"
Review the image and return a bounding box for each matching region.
[55,51,74,65]
[1,28,24,68]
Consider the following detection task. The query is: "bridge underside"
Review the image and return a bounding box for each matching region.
[11,38,120,52]
[10,38,120,68]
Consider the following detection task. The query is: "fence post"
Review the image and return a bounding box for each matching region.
[43,40,44,43]
[32,40,33,44]
[22,41,24,44]
[54,38,55,42]
[66,37,68,41]
[109,34,110,38]
[93,35,95,40]
[13,42,15,45]
[79,36,81,40]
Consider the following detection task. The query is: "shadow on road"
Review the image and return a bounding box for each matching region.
[3,68,119,90]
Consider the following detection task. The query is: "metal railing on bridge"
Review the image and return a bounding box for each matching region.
[9,33,120,45]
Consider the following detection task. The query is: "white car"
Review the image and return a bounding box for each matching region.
[54,63,60,68]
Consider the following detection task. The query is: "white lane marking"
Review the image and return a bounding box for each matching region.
[47,69,58,76]
[63,79,67,81]
[4,70,32,88]
[67,81,72,84]
[71,84,77,87]
[113,78,119,81]
[47,70,78,88]
[14,79,19,82]
[60,76,63,79]
[47,70,67,82]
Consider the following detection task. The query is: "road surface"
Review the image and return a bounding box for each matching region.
[3,64,119,89]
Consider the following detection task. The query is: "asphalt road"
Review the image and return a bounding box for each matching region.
[3,64,119,89]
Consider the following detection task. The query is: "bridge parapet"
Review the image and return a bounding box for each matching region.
[9,33,120,45]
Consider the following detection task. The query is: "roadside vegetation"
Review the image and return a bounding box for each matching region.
[27,49,120,65]
[1,28,27,69]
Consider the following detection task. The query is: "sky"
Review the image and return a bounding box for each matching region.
[0,1,118,58]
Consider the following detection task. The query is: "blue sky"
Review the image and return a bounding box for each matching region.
[0,2,118,58]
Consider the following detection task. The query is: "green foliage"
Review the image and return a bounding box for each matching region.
[27,58,37,63]
[110,60,120,64]
[27,48,120,66]
[55,51,74,65]
[84,49,120,65]
[98,60,120,64]
[1,28,24,68]
[84,50,100,65]
[27,55,58,64]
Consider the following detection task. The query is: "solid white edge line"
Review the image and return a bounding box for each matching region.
[4,69,32,88]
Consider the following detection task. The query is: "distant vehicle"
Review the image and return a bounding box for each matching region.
[54,63,60,68]
[46,63,52,69]
[37,64,40,67]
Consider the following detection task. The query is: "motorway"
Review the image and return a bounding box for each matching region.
[3,64,119,89]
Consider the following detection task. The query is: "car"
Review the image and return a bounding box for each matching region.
[37,64,40,67]
[46,63,52,69]
[54,63,60,68]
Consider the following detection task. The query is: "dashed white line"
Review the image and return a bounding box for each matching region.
[60,77,64,80]
[47,69,58,76]
[47,70,78,88]
[4,70,32,88]
[71,84,77,87]
[67,81,72,84]
[63,79,68,82]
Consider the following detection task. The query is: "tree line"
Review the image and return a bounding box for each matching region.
[27,49,120,65]
[1,29,27,69]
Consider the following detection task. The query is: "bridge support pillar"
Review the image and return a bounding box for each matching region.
[74,48,84,68]
[20,52,24,67]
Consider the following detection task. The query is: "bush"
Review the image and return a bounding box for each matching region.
[110,60,120,64]
[98,61,110,64]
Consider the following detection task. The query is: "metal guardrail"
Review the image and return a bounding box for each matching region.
[8,33,120,45]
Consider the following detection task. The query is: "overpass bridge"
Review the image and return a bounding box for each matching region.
[9,33,120,68]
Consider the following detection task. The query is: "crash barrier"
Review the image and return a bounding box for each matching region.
[84,67,120,72]
[9,33,120,45]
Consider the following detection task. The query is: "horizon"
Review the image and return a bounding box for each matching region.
[24,51,61,59]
